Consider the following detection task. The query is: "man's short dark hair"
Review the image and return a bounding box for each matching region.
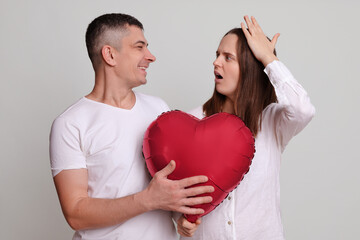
[85,13,143,68]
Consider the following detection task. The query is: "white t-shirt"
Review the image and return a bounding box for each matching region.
[50,91,178,240]
[182,61,315,240]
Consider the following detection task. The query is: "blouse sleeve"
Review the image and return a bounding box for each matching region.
[264,60,316,152]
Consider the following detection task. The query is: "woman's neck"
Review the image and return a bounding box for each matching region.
[222,98,235,114]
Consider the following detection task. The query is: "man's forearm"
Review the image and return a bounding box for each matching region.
[65,193,149,230]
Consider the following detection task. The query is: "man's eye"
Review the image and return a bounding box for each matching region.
[137,46,143,49]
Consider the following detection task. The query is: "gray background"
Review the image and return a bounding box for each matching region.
[1,0,359,239]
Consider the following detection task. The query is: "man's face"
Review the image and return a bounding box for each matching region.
[114,26,156,88]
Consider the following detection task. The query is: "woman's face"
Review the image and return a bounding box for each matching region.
[213,34,240,100]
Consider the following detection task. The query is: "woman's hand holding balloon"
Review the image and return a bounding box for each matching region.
[177,215,202,237]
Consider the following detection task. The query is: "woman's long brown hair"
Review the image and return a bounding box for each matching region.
[203,28,277,137]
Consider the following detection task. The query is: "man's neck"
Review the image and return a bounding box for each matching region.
[85,71,136,110]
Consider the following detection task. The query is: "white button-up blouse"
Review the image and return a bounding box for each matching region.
[182,60,315,240]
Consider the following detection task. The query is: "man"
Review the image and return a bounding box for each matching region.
[50,13,213,240]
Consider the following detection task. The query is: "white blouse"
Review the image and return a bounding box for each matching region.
[183,60,315,240]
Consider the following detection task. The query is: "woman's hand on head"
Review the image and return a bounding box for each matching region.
[241,15,280,67]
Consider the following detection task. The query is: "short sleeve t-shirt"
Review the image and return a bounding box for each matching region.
[50,91,177,240]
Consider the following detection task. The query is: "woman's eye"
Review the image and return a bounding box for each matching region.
[226,56,232,60]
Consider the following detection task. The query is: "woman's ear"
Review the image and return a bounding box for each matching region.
[101,45,117,66]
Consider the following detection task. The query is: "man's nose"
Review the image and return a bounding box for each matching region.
[146,49,156,62]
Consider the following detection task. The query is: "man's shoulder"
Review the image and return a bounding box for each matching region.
[135,91,169,111]
[51,97,98,129]
[188,106,204,119]
[135,91,165,104]
[55,97,89,120]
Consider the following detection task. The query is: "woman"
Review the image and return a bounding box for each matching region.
[176,16,315,239]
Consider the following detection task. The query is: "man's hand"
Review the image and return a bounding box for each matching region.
[177,215,202,237]
[138,160,214,215]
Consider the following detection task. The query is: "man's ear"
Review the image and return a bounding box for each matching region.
[101,45,117,66]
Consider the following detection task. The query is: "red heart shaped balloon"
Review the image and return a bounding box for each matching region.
[143,110,255,222]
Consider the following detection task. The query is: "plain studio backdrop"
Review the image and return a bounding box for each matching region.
[1,0,359,239]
